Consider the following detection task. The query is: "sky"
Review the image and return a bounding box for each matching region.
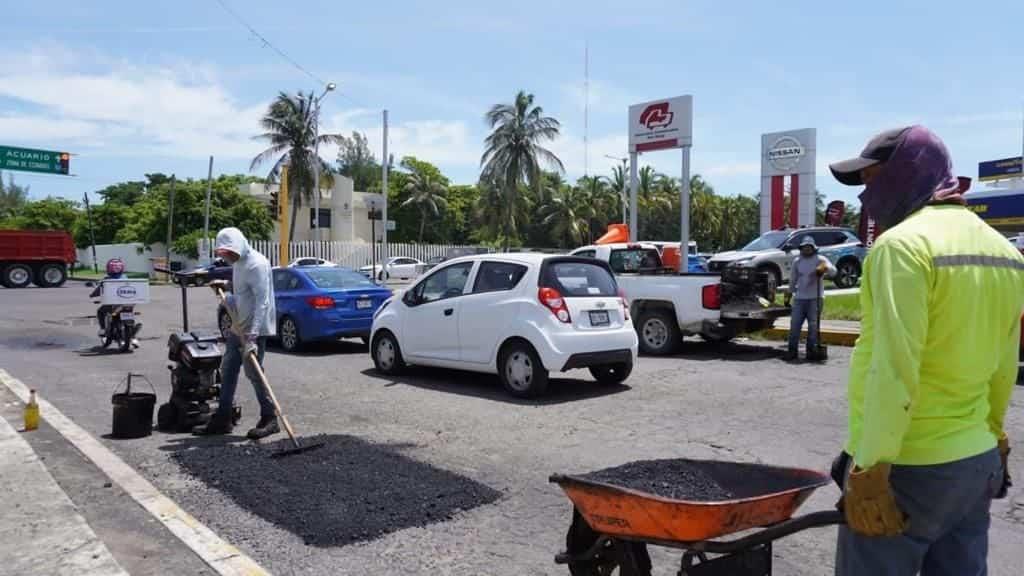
[2,0,1023,208]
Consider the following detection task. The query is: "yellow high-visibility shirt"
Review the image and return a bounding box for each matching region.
[846,205,1024,468]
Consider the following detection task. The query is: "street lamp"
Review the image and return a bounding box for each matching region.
[311,82,336,248]
[605,154,629,225]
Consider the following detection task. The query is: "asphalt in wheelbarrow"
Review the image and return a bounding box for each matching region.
[576,459,812,502]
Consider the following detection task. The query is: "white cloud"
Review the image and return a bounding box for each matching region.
[0,44,268,160]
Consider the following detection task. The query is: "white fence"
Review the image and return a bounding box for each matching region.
[249,241,490,268]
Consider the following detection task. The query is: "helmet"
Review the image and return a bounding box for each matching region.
[106,258,125,275]
[798,236,817,250]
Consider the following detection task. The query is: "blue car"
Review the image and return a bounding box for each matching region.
[219,267,392,352]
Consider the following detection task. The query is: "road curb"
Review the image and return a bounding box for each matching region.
[0,369,272,576]
[762,327,859,347]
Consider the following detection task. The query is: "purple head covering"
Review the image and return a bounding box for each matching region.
[858,125,959,229]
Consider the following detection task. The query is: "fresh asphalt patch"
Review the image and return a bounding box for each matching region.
[573,459,812,501]
[171,434,503,547]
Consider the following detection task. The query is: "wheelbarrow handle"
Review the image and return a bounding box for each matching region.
[677,510,844,554]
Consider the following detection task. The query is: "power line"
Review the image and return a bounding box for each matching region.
[214,0,326,87]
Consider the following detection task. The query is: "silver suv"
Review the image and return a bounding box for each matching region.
[707,227,866,291]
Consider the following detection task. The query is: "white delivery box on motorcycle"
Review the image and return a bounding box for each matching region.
[99,279,150,306]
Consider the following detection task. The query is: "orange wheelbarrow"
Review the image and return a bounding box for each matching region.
[550,459,843,575]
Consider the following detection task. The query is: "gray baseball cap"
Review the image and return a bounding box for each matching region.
[829,126,913,186]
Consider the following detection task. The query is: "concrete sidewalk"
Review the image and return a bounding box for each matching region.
[765,317,861,346]
[0,413,127,576]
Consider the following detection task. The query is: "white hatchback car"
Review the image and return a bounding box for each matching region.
[369,254,639,397]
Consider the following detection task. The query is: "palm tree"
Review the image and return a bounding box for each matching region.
[251,91,343,241]
[541,185,593,248]
[401,170,449,242]
[481,91,564,250]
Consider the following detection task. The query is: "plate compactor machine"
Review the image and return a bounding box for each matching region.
[155,269,240,432]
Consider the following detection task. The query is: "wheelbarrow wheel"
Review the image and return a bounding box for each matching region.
[565,508,651,576]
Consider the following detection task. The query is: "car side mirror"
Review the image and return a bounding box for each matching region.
[403,291,420,307]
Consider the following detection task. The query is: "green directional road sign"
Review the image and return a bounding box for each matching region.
[0,145,70,175]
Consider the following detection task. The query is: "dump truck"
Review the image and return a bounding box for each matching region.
[0,230,76,288]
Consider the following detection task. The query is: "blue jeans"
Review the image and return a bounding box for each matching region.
[836,448,1002,576]
[217,334,274,420]
[788,298,820,355]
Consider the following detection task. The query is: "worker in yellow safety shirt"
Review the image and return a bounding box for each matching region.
[828,125,1024,576]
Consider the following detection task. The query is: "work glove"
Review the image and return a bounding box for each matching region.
[815,262,828,277]
[841,463,908,537]
[997,433,1012,499]
[243,333,259,357]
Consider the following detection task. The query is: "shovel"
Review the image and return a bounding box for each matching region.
[215,287,324,458]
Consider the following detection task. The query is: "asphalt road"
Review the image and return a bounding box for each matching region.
[2,283,1024,575]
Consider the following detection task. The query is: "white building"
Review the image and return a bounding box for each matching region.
[239,174,385,244]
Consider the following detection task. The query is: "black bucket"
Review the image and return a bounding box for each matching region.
[111,374,157,439]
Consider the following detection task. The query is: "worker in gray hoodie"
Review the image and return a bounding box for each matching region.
[194,227,279,439]
[784,235,836,361]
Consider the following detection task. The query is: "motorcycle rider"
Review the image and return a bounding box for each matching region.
[90,258,140,347]
[193,227,278,439]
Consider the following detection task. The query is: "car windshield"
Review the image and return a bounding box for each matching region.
[740,231,790,252]
[608,248,661,273]
[541,261,617,297]
[303,268,375,289]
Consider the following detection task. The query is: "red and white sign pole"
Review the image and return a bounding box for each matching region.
[628,95,694,272]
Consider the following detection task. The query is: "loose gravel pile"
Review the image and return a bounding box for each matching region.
[172,434,502,547]
[577,459,807,502]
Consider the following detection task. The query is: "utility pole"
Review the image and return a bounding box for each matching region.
[166,175,176,267]
[203,156,213,263]
[382,109,389,261]
[311,83,336,254]
[82,192,98,273]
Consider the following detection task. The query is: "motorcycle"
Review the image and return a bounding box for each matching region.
[89,281,142,353]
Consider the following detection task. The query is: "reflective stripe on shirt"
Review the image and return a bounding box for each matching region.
[933,255,1024,271]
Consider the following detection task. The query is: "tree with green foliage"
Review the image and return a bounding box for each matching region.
[0,171,30,220]
[251,91,343,241]
[540,183,593,247]
[4,197,79,232]
[336,131,380,192]
[401,167,449,242]
[481,91,563,250]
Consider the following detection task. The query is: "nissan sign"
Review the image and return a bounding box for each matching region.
[767,136,805,172]
[628,95,693,153]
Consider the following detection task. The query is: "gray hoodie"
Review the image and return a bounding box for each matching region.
[215,228,276,337]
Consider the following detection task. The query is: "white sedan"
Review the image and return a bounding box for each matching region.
[369,254,638,397]
[288,257,336,268]
[359,257,424,281]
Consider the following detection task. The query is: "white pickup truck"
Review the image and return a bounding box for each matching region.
[570,243,790,355]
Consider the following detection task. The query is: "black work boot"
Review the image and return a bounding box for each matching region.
[247,416,280,440]
[192,412,234,435]
[782,350,798,362]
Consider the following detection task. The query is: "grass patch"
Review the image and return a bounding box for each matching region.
[71,269,150,280]
[773,291,862,322]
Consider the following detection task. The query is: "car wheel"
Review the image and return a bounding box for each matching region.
[835,260,861,289]
[3,264,33,288]
[372,331,405,374]
[757,265,780,296]
[499,341,549,398]
[279,316,301,352]
[218,308,233,340]
[636,309,680,355]
[378,270,389,282]
[589,362,632,385]
[36,263,67,288]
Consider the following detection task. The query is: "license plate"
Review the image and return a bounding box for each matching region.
[356,299,372,309]
[120,312,134,321]
[589,310,610,326]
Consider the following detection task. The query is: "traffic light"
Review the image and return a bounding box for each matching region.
[59,153,70,175]
[268,190,280,219]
